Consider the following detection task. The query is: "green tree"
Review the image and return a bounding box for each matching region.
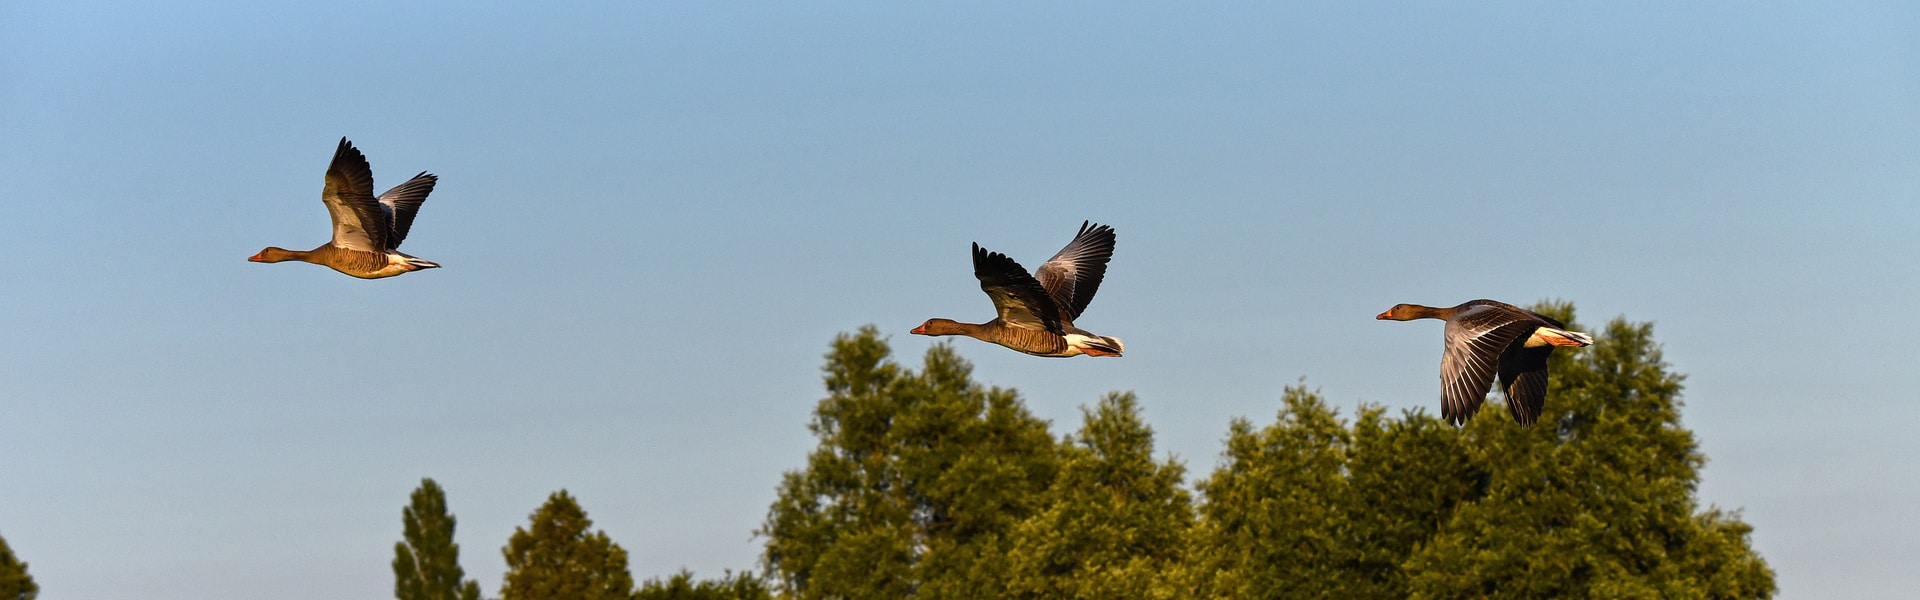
[501,490,635,600]
[634,570,773,600]
[1340,406,1483,598]
[1181,386,1363,599]
[0,533,36,600]
[1004,392,1193,600]
[1403,303,1775,599]
[1179,302,1772,599]
[394,478,482,600]
[760,326,1060,599]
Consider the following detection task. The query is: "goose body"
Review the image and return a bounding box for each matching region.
[1377,299,1593,426]
[250,138,440,279]
[913,222,1125,358]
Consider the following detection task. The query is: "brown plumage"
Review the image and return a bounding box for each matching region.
[1377,299,1594,426]
[249,138,441,279]
[912,222,1125,358]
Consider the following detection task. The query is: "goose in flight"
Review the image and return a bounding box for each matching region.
[1377,300,1593,426]
[913,221,1125,358]
[249,138,441,279]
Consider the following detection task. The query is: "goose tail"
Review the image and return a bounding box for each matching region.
[1537,327,1592,347]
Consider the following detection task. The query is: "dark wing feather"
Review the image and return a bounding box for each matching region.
[321,138,391,252]
[1034,221,1117,321]
[1439,304,1540,426]
[973,243,1064,333]
[1499,345,1554,426]
[378,171,437,248]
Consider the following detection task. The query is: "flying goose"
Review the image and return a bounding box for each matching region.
[1377,300,1593,426]
[249,138,441,279]
[912,221,1125,358]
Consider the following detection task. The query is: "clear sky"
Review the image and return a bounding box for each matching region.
[2,1,1914,598]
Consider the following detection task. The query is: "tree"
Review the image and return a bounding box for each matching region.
[500,491,635,600]
[0,533,35,600]
[1339,405,1483,598]
[1180,386,1365,599]
[1179,302,1773,599]
[1004,392,1193,600]
[1402,302,1775,598]
[634,570,773,600]
[759,326,1060,599]
[394,478,482,600]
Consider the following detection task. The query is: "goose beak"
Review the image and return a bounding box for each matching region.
[1375,311,1391,320]
[910,324,927,335]
[247,252,266,262]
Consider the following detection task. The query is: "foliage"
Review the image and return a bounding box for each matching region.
[1180,303,1773,599]
[633,570,773,600]
[500,491,635,600]
[356,303,1770,600]
[1004,392,1193,600]
[0,533,35,600]
[1401,302,1776,599]
[759,326,1060,599]
[394,478,482,600]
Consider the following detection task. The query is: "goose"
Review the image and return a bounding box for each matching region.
[1377,300,1593,426]
[912,221,1125,358]
[249,138,441,279]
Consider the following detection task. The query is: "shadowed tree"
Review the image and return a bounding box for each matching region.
[1004,392,1193,599]
[500,491,634,600]
[634,570,773,600]
[0,533,35,600]
[760,326,1059,599]
[394,478,482,600]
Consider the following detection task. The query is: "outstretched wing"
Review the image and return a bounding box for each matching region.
[1438,304,1538,426]
[1034,221,1117,321]
[973,243,1064,334]
[378,172,437,248]
[321,138,391,252]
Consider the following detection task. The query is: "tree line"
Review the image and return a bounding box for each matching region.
[0,302,1775,599]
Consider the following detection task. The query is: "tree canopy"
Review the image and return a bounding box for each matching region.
[393,478,482,600]
[0,533,36,600]
[362,303,1770,599]
[500,491,635,600]
[759,308,1772,598]
[759,326,1061,599]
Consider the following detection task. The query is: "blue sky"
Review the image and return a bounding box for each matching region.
[2,1,1915,597]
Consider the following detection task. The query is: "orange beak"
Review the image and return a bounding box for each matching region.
[1375,311,1392,320]
[910,324,927,335]
[247,252,266,262]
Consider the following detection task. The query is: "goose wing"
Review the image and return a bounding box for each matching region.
[1034,221,1116,321]
[377,171,437,249]
[320,138,391,252]
[973,243,1063,333]
[1499,345,1554,426]
[1439,303,1541,426]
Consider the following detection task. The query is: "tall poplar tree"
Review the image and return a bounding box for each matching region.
[0,533,35,600]
[500,491,635,600]
[760,326,1059,599]
[393,478,482,600]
